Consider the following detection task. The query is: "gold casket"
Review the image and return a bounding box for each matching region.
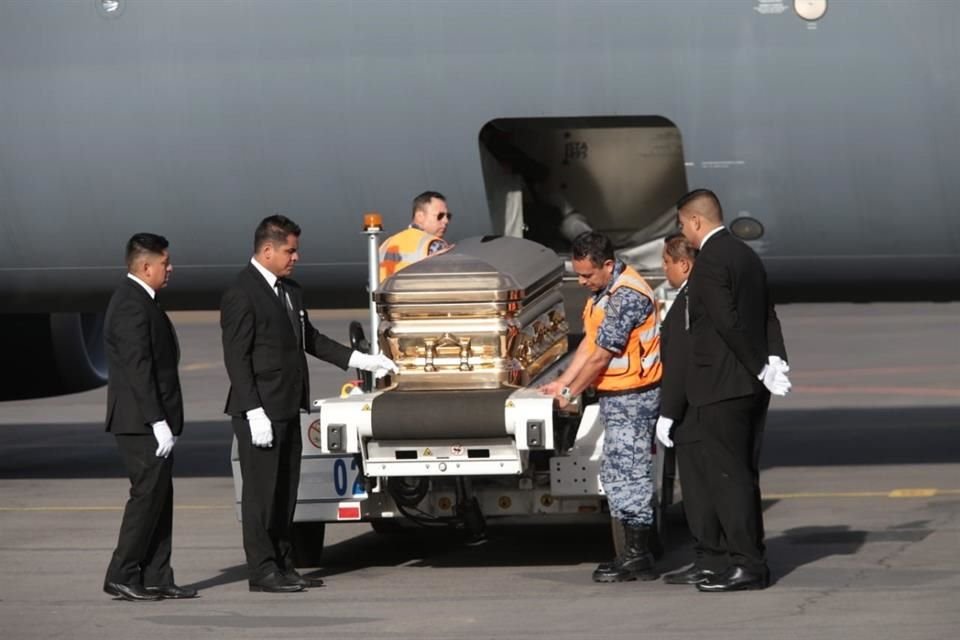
[375,236,568,390]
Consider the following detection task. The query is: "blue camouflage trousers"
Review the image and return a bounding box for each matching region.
[599,387,660,528]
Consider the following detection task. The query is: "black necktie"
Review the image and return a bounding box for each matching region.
[275,280,301,344]
[682,286,690,332]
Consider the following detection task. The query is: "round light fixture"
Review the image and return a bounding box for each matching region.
[794,0,827,21]
[96,0,124,18]
[730,217,765,241]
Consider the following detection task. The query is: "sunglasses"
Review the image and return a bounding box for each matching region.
[436,211,452,221]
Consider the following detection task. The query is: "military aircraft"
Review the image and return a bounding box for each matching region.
[1,0,957,399]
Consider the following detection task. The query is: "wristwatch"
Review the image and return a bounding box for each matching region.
[559,386,573,402]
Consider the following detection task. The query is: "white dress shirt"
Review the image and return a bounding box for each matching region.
[698,225,725,250]
[250,257,292,308]
[127,273,156,299]
[250,256,278,290]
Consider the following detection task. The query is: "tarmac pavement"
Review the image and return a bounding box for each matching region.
[1,303,958,639]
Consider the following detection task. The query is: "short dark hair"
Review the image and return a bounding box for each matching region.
[411,191,446,217]
[571,231,615,267]
[676,188,723,222]
[664,233,697,262]
[125,232,169,268]
[254,214,301,252]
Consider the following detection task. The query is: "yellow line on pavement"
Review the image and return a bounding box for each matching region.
[764,491,888,499]
[888,488,940,498]
[3,489,959,512]
[764,488,960,499]
[181,362,218,372]
[0,505,232,512]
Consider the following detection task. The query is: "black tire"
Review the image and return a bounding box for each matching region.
[290,521,326,568]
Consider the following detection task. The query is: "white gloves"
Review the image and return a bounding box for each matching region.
[151,420,175,458]
[655,416,675,448]
[758,355,792,396]
[246,407,274,448]
[768,355,790,373]
[349,351,399,380]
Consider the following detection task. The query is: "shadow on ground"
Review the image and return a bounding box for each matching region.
[3,406,957,479]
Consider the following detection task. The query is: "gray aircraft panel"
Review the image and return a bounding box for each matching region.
[0,0,958,310]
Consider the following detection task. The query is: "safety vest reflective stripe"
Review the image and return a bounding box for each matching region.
[582,265,662,392]
[641,351,660,370]
[378,228,441,282]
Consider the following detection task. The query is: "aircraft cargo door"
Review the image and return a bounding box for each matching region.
[478,116,688,275]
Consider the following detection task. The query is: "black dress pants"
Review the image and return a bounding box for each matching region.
[678,393,769,571]
[105,434,175,587]
[232,416,302,581]
[677,437,727,572]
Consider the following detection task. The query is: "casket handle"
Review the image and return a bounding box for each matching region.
[423,333,473,372]
[548,309,568,336]
[457,336,474,371]
[423,337,437,372]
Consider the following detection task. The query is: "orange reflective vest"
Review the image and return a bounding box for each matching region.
[378,227,444,282]
[582,265,662,392]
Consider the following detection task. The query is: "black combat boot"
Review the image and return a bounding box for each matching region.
[592,524,658,583]
[599,511,663,571]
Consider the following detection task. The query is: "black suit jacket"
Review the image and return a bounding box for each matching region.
[104,278,184,435]
[685,229,787,408]
[659,285,689,423]
[220,263,352,421]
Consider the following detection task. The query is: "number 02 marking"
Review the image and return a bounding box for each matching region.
[334,457,364,497]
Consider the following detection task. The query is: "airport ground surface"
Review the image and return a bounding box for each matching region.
[1,303,959,639]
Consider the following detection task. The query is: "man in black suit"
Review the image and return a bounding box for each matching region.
[669,189,791,592]
[655,233,696,451]
[103,233,197,601]
[655,233,718,585]
[221,214,397,593]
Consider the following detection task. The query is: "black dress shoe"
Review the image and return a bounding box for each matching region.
[696,565,770,592]
[285,569,325,588]
[248,571,304,593]
[103,582,163,601]
[145,584,199,599]
[662,564,720,585]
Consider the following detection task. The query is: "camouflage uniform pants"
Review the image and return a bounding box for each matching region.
[599,387,660,528]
